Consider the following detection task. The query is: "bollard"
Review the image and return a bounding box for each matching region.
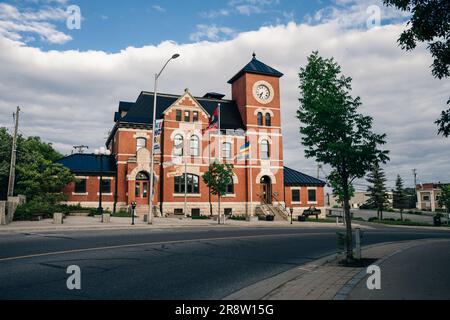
[53,212,63,225]
[102,214,111,223]
[355,228,362,260]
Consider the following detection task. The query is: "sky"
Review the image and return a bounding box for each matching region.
[0,0,449,191]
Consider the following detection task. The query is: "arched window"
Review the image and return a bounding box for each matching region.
[257,112,263,126]
[260,140,270,160]
[265,113,271,127]
[190,135,199,156]
[173,134,184,156]
[136,137,147,151]
[222,142,232,159]
[174,174,200,194]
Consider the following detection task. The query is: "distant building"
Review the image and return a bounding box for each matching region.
[328,191,393,209]
[416,183,449,212]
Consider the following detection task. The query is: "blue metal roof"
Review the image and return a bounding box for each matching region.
[228,55,284,84]
[284,166,326,186]
[118,101,134,113]
[57,154,116,175]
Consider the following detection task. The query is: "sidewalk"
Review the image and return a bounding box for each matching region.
[0,216,367,233]
[224,239,441,300]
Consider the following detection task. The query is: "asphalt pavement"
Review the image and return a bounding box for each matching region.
[1,225,450,299]
[348,239,450,300]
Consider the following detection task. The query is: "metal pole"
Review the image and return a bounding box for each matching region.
[355,228,361,260]
[249,149,253,217]
[99,154,104,222]
[184,151,187,218]
[7,106,20,198]
[148,73,158,225]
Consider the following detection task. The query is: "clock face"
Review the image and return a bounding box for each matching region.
[256,85,270,101]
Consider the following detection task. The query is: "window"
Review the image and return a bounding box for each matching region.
[74,179,86,193]
[226,182,234,194]
[308,189,317,203]
[260,140,270,160]
[135,182,140,197]
[101,179,111,193]
[184,110,190,122]
[193,111,199,122]
[423,194,430,201]
[224,208,232,216]
[222,142,232,159]
[265,113,271,126]
[292,189,300,202]
[136,137,146,151]
[174,174,200,194]
[257,112,263,126]
[190,135,199,156]
[174,208,184,215]
[176,110,182,121]
[173,134,184,156]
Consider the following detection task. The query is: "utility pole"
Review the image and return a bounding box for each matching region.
[413,169,417,188]
[7,106,20,198]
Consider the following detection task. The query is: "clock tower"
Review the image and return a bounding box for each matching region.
[228,53,283,128]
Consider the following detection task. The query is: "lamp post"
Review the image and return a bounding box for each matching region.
[290,208,294,225]
[95,147,111,222]
[148,53,180,225]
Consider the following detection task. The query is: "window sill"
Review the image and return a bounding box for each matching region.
[173,194,201,198]
[97,193,113,196]
[223,194,236,198]
[307,201,318,205]
[291,201,301,205]
[72,192,88,196]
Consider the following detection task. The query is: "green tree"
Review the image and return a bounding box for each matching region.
[0,128,12,200]
[297,52,389,262]
[383,0,450,136]
[393,175,408,221]
[0,127,74,204]
[438,185,450,214]
[328,170,355,207]
[366,163,389,220]
[202,161,234,224]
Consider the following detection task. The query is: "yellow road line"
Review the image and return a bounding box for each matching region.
[0,232,332,262]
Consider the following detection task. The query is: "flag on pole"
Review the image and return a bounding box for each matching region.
[237,141,250,161]
[202,107,219,134]
[154,119,163,137]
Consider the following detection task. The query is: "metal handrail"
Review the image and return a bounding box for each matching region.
[271,193,290,217]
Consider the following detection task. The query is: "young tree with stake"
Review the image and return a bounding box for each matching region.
[202,161,234,225]
[393,174,408,221]
[297,52,389,263]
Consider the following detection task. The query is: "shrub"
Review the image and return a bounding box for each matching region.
[368,217,379,222]
[192,215,210,220]
[230,215,247,221]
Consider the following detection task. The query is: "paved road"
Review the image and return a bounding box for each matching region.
[1,225,450,299]
[348,239,450,299]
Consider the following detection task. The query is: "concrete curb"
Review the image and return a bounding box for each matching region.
[224,239,442,301]
[223,251,342,300]
[333,239,447,300]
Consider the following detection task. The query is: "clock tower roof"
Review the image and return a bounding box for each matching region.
[227,53,284,84]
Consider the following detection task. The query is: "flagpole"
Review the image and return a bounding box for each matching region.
[218,103,222,224]
[208,130,212,216]
[249,143,253,217]
[184,149,187,218]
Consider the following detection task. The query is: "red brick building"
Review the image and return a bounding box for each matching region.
[58,55,326,218]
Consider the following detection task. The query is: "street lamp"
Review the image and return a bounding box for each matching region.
[290,208,294,225]
[148,53,180,224]
[95,147,111,221]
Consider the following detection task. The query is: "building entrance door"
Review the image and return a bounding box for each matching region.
[135,171,150,206]
[260,176,272,204]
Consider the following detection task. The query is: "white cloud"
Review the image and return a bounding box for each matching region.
[229,0,279,16]
[199,9,230,19]
[152,5,166,13]
[0,3,72,44]
[189,24,236,42]
[0,1,449,186]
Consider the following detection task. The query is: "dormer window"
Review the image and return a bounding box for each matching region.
[193,111,199,122]
[176,110,182,121]
[184,111,190,122]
